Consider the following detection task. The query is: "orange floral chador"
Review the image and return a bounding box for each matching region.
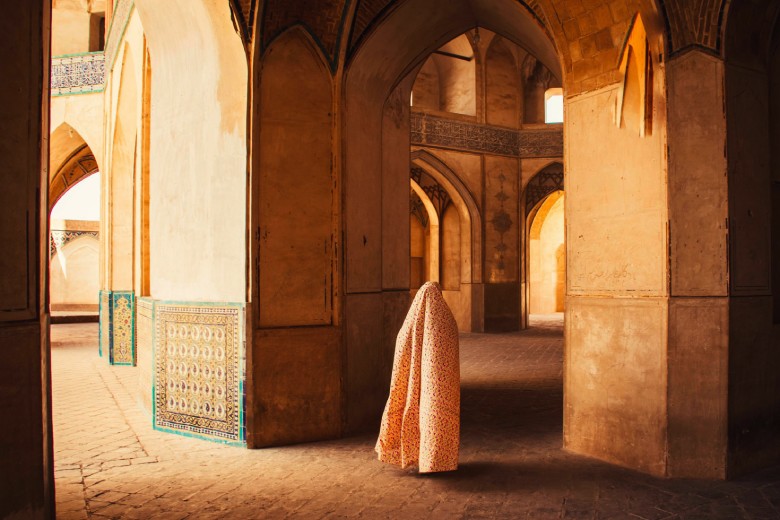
[375,282,460,473]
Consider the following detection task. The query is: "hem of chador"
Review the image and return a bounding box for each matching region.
[375,450,459,474]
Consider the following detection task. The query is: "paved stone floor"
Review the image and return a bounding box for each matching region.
[52,316,780,519]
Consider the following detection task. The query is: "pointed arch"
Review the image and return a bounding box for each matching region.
[411,149,482,283]
[49,122,101,210]
[256,25,334,328]
[410,178,440,286]
[49,144,99,210]
[50,122,88,176]
[524,161,564,217]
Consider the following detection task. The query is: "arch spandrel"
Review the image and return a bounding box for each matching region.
[411,149,482,285]
[50,122,88,180]
[49,145,100,210]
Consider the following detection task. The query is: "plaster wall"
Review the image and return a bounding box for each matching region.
[410,215,426,288]
[98,13,145,298]
[566,84,667,297]
[530,194,564,313]
[565,297,668,475]
[726,64,771,298]
[136,297,153,415]
[728,297,780,475]
[436,54,477,116]
[412,58,440,111]
[134,0,247,302]
[106,39,137,291]
[667,52,728,297]
[248,30,343,447]
[564,82,669,475]
[52,8,91,55]
[50,234,99,309]
[667,297,728,477]
[251,326,342,446]
[485,38,521,128]
[442,288,473,331]
[51,94,104,170]
[442,205,461,290]
[383,79,415,291]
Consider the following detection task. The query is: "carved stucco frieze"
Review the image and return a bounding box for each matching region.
[411,113,562,158]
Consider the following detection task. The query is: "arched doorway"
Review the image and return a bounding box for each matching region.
[50,172,101,319]
[528,190,565,315]
[410,151,485,332]
[48,124,102,321]
[409,175,440,290]
[523,162,565,321]
[343,0,671,475]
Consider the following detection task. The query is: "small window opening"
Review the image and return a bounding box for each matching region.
[89,13,106,52]
[545,88,563,124]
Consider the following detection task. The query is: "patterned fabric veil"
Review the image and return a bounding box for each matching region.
[375,281,460,473]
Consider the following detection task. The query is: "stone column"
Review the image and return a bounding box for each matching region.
[666,50,729,478]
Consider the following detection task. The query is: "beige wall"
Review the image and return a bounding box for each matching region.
[51,237,99,309]
[50,220,100,310]
[52,8,91,55]
[134,0,247,302]
[51,94,104,171]
[52,0,105,56]
[530,193,564,313]
[564,79,669,476]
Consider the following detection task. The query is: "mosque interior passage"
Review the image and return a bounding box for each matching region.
[3,0,780,517]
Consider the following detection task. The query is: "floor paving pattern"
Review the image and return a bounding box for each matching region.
[51,316,780,519]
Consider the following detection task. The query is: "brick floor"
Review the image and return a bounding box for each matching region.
[51,316,780,519]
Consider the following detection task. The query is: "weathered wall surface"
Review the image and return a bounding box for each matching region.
[249,29,343,447]
[135,0,247,302]
[666,51,729,478]
[485,37,521,128]
[105,32,138,292]
[564,81,669,476]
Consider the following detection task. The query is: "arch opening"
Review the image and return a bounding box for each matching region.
[343,0,673,478]
[528,190,565,315]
